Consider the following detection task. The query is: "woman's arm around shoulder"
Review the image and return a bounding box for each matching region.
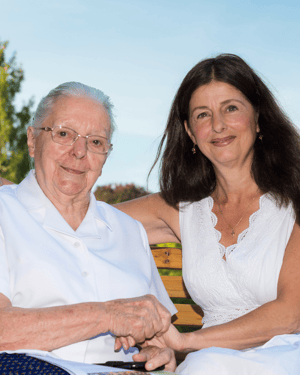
[114,193,180,245]
[0,177,14,186]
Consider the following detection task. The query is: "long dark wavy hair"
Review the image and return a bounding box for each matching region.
[152,54,300,223]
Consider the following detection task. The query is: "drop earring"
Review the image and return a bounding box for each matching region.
[192,144,196,154]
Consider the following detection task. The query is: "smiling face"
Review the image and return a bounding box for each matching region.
[185,80,259,170]
[27,95,111,203]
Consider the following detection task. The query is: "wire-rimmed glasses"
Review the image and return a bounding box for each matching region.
[37,125,113,155]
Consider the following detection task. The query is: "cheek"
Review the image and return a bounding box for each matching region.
[233,113,256,130]
[89,155,107,174]
[192,123,211,143]
[241,120,258,141]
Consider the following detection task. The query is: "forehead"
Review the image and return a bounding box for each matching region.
[190,81,249,107]
[46,96,111,135]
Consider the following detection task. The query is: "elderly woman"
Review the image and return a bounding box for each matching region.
[116,54,300,374]
[0,82,177,372]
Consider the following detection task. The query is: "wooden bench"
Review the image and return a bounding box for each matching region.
[150,245,203,362]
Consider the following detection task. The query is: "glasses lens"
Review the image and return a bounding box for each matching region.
[88,136,110,154]
[52,127,77,145]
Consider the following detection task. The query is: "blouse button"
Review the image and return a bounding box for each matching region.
[82,271,89,277]
[74,242,81,248]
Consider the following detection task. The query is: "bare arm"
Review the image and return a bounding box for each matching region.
[158,223,300,353]
[114,193,180,244]
[0,293,171,352]
[0,177,13,186]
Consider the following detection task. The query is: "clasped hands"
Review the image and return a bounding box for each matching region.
[105,294,178,371]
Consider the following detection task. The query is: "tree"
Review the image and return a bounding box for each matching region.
[94,183,150,204]
[0,40,33,183]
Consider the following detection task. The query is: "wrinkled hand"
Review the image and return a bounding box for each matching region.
[133,345,176,372]
[105,294,171,349]
[115,324,185,357]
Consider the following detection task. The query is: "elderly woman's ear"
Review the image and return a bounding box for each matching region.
[27,126,36,158]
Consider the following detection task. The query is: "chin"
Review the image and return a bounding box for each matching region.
[57,181,88,197]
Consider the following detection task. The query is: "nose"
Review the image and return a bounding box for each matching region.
[211,113,227,133]
[72,136,87,158]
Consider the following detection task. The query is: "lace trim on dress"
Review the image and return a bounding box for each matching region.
[208,194,268,259]
[182,194,293,328]
[202,306,259,328]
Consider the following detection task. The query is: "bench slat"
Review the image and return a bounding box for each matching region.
[173,304,203,326]
[160,276,191,298]
[151,247,203,328]
[151,246,203,364]
[151,247,182,269]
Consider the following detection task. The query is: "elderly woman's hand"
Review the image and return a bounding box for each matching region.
[105,294,171,348]
[133,345,176,372]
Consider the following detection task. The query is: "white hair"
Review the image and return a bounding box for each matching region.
[32,82,116,138]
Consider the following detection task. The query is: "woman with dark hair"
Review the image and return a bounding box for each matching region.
[116,54,300,374]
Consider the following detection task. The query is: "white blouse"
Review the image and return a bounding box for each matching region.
[180,194,295,327]
[0,171,176,363]
[177,196,300,375]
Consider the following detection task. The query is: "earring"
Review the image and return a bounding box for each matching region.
[259,133,263,141]
[192,144,196,154]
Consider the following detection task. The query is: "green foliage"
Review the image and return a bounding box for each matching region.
[0,40,33,183]
[153,242,182,248]
[158,268,182,276]
[94,183,150,204]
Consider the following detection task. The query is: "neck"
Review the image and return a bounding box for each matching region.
[41,186,90,231]
[212,163,259,204]
[51,196,90,231]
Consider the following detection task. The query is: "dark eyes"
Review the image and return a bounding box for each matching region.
[92,139,103,146]
[58,131,68,137]
[195,104,238,120]
[197,112,208,119]
[227,105,238,112]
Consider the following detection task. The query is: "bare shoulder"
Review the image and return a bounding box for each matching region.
[114,193,180,244]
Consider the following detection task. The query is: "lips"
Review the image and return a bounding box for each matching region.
[211,136,235,147]
[61,166,85,175]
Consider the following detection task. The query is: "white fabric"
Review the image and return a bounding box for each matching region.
[0,170,176,364]
[177,194,300,374]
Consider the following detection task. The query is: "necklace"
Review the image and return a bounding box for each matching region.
[217,193,259,237]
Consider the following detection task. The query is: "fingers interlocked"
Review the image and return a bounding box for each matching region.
[105,294,171,348]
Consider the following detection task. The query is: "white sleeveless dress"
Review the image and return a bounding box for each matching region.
[177,194,300,375]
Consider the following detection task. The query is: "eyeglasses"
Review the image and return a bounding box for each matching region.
[37,126,113,155]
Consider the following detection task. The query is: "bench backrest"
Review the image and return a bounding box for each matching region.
[150,245,203,328]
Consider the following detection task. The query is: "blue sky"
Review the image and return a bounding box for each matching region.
[2,0,300,191]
